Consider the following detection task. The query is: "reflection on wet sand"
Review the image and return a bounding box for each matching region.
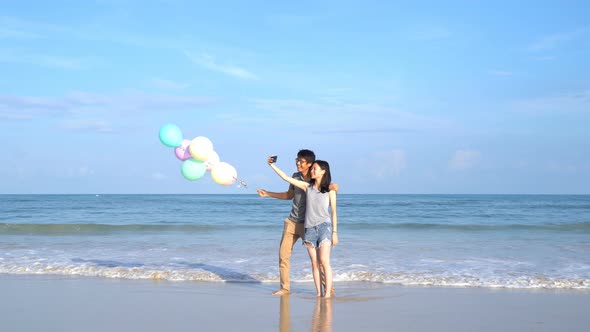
[311,297,333,332]
[279,295,334,332]
[279,294,291,332]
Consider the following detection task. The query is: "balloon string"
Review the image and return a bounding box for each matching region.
[233,177,249,189]
[206,161,248,189]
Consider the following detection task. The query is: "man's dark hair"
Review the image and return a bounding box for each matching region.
[297,149,316,163]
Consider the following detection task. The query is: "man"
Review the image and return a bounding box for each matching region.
[257,149,338,295]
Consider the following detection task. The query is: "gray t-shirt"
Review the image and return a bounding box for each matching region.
[304,185,331,228]
[287,172,306,223]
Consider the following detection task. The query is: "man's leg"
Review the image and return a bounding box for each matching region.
[274,218,300,295]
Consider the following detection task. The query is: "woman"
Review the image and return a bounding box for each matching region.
[269,157,338,297]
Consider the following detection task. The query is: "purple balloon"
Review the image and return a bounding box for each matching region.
[174,139,192,161]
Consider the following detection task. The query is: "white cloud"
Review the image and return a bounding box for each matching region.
[248,98,452,133]
[490,70,512,76]
[66,167,95,177]
[0,94,70,119]
[411,26,451,40]
[545,161,578,173]
[532,55,556,61]
[0,27,39,39]
[528,27,589,52]
[373,149,407,177]
[0,112,31,120]
[449,149,481,171]
[265,14,318,26]
[59,119,113,133]
[402,22,452,41]
[511,89,590,114]
[0,16,47,39]
[26,54,87,70]
[151,172,167,181]
[0,92,214,120]
[150,78,189,90]
[0,48,92,69]
[185,51,257,80]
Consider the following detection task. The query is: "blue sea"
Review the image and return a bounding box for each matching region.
[1,194,589,289]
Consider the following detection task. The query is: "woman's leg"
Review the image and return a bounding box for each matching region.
[318,244,333,297]
[306,244,321,296]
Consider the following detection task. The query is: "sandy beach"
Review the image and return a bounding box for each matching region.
[1,275,588,331]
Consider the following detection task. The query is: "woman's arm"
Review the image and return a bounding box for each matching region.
[269,163,308,191]
[329,189,338,246]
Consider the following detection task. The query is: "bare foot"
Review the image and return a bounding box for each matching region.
[272,289,290,296]
[321,284,336,297]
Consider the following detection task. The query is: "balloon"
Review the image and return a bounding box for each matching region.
[189,136,214,161]
[205,150,220,171]
[210,162,237,186]
[181,159,207,181]
[174,139,192,161]
[159,124,183,147]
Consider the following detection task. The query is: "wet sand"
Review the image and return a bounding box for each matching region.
[1,275,588,331]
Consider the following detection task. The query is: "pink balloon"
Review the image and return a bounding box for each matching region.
[205,150,220,171]
[174,139,192,161]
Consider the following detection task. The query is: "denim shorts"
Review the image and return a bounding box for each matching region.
[304,222,332,248]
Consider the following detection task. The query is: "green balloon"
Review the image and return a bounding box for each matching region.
[159,124,183,147]
[181,159,207,181]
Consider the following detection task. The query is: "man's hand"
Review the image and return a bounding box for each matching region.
[329,183,339,192]
[257,189,269,198]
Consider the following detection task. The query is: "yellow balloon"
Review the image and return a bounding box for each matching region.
[189,136,213,161]
[210,162,237,186]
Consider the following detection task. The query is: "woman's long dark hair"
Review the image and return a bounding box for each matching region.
[310,160,331,193]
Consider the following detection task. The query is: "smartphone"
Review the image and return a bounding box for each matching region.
[270,155,277,163]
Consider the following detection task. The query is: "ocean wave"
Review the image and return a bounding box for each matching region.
[0,223,223,235]
[332,271,590,289]
[1,263,588,289]
[0,263,262,282]
[2,221,589,236]
[348,221,590,232]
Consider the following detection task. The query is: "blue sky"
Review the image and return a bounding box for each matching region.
[1,0,589,194]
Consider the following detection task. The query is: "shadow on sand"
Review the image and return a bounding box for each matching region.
[71,258,261,283]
